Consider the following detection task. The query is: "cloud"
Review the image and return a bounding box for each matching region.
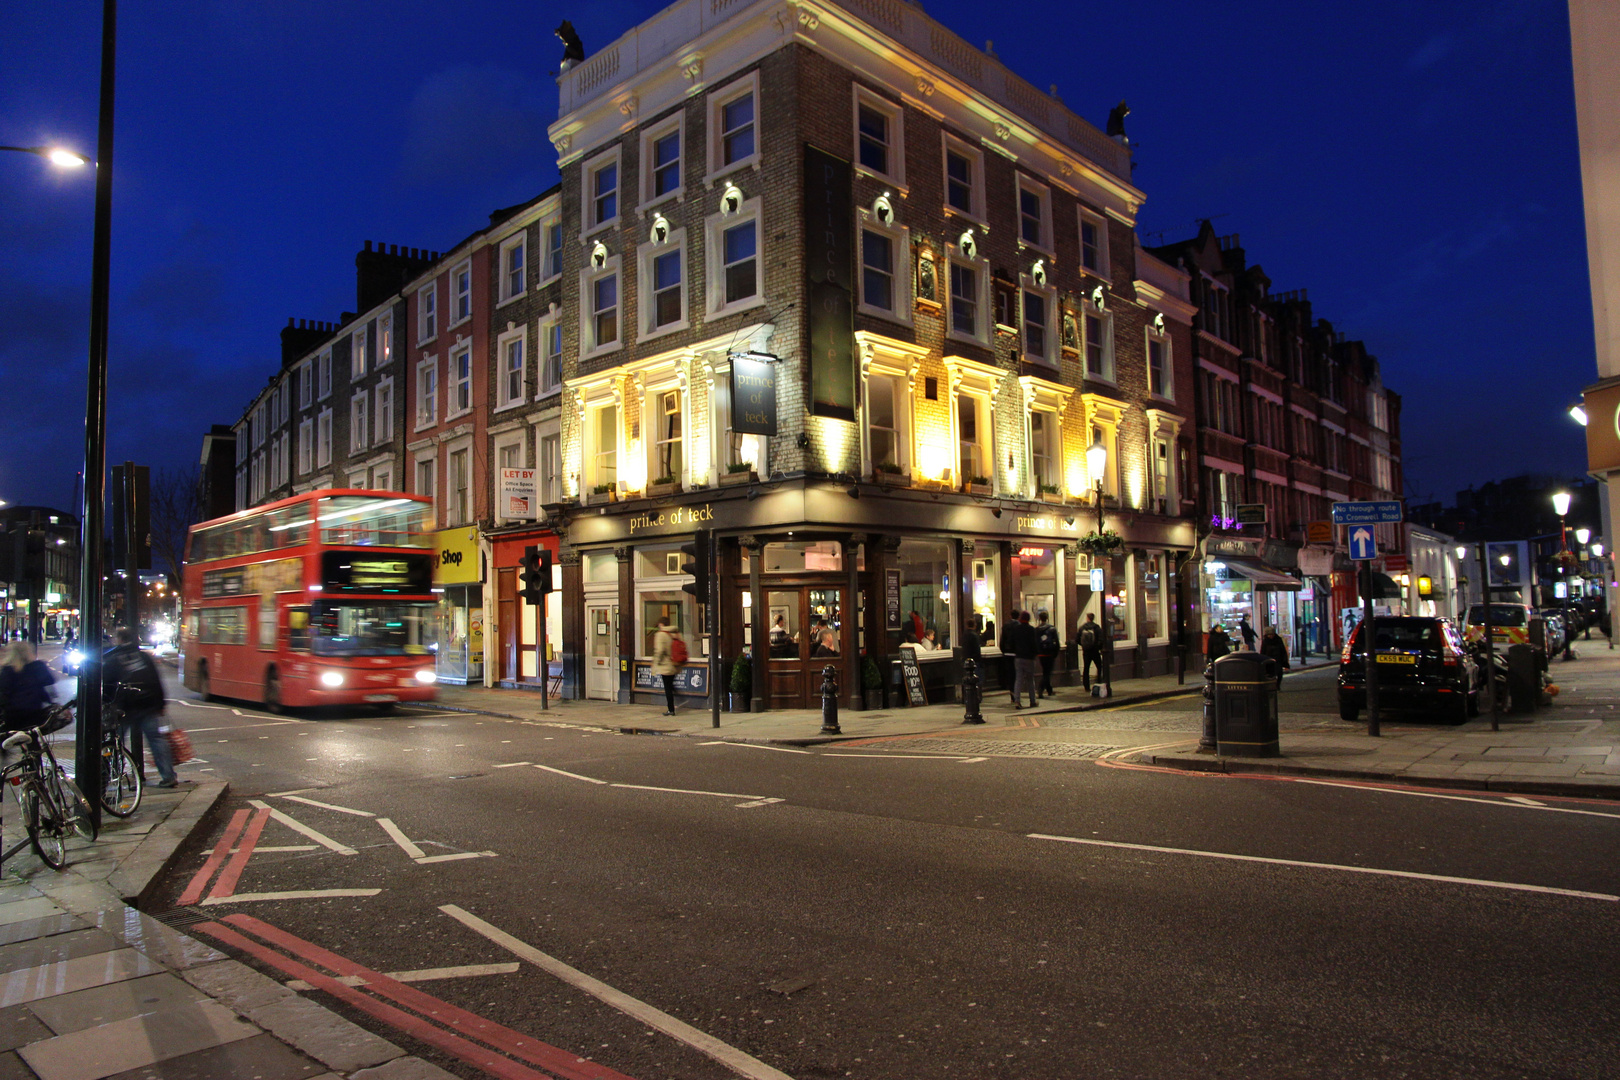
[1406,33,1456,71]
[398,66,554,188]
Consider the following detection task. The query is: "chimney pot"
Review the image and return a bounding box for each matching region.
[364,240,372,252]
[390,244,398,255]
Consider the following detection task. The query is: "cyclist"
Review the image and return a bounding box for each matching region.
[102,627,180,788]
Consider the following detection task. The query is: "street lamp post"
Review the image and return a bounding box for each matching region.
[1553,491,1573,661]
[0,145,89,168]
[1086,438,1111,697]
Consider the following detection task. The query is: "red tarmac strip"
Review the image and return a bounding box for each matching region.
[195,915,641,1080]
[177,808,250,906]
[208,808,271,901]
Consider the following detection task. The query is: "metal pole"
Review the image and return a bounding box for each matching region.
[1363,559,1379,737]
[709,530,719,729]
[122,464,143,775]
[75,0,117,834]
[537,591,548,711]
[1478,543,1498,731]
[1098,480,1111,697]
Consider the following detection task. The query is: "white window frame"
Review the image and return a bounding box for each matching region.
[351,325,367,379]
[538,311,563,398]
[415,356,439,430]
[711,365,764,478]
[496,325,527,411]
[941,132,987,228]
[1020,272,1058,367]
[705,72,760,183]
[1028,407,1061,494]
[955,388,993,489]
[371,462,393,492]
[856,207,912,325]
[414,452,436,517]
[586,399,619,493]
[374,377,393,445]
[581,146,622,238]
[347,467,369,490]
[945,237,990,347]
[1083,302,1115,383]
[297,418,313,475]
[1089,416,1120,500]
[448,341,473,419]
[540,212,564,283]
[498,233,526,306]
[349,391,368,453]
[298,359,312,409]
[1147,325,1173,401]
[536,421,561,505]
[316,409,333,469]
[637,227,690,341]
[1015,173,1053,256]
[705,196,764,318]
[852,86,906,190]
[1078,207,1110,280]
[579,256,623,359]
[648,385,685,486]
[377,311,393,367]
[318,349,332,401]
[450,259,473,326]
[447,442,472,525]
[417,283,437,344]
[639,115,685,213]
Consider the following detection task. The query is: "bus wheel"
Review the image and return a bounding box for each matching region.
[197,666,213,703]
[373,702,397,715]
[264,672,283,715]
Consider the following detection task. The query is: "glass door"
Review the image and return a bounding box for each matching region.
[585,601,618,701]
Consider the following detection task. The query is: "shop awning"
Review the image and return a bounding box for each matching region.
[1370,571,1404,599]
[1218,557,1303,590]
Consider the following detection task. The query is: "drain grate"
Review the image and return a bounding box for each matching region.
[146,905,213,931]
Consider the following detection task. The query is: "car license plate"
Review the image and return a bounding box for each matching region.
[1375,653,1416,664]
[363,694,399,703]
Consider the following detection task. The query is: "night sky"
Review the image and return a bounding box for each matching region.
[0,0,1589,516]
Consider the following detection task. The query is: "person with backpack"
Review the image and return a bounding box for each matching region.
[1077,613,1104,691]
[102,626,180,787]
[1034,611,1060,697]
[0,641,58,733]
[652,618,683,716]
[1260,626,1290,689]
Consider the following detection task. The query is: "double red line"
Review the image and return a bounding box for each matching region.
[194,914,640,1080]
[179,807,270,905]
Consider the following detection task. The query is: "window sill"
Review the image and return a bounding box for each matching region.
[413,422,437,435]
[856,302,913,327]
[635,190,684,218]
[535,386,562,402]
[945,329,991,350]
[943,205,990,234]
[705,156,759,187]
[447,315,472,332]
[539,272,562,289]
[1148,392,1177,407]
[417,335,437,349]
[582,342,623,363]
[580,217,619,243]
[1023,353,1058,368]
[709,295,766,321]
[1084,373,1119,389]
[1017,237,1056,260]
[853,164,907,194]
[445,408,473,423]
[495,293,526,310]
[1079,264,1111,283]
[637,319,692,345]
[493,399,527,416]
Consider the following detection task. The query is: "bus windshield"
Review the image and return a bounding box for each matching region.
[312,601,435,657]
[316,496,432,548]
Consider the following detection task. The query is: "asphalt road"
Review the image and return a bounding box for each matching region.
[132,663,1620,1080]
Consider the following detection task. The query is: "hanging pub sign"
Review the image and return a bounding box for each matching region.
[729,352,778,436]
[804,145,855,421]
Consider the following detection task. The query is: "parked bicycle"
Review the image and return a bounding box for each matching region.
[99,696,143,819]
[1,702,97,870]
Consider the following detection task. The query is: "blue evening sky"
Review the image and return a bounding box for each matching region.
[0,0,1587,514]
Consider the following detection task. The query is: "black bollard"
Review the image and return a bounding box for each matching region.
[962,658,985,724]
[1198,662,1216,751]
[819,664,841,734]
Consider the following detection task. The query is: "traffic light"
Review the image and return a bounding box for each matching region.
[535,547,554,596]
[680,531,710,601]
[519,545,545,604]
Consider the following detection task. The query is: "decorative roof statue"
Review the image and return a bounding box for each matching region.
[1106,100,1130,141]
[556,21,585,73]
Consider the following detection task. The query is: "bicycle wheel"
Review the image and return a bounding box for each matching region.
[24,782,67,870]
[45,766,97,843]
[101,741,142,818]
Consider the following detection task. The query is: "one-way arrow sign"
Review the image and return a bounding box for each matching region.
[1348,527,1378,561]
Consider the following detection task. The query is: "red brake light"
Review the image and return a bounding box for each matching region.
[1341,625,1357,664]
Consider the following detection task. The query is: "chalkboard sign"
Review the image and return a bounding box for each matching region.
[898,650,926,706]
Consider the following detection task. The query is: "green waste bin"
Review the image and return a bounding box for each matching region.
[1212,651,1280,757]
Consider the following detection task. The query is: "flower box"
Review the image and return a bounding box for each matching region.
[1040,491,1064,505]
[646,481,682,498]
[963,482,993,497]
[719,469,757,487]
[585,488,616,506]
[875,470,912,488]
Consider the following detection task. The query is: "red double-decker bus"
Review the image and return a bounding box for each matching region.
[179,490,438,711]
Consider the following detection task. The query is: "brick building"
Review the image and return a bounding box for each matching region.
[545,0,1199,709]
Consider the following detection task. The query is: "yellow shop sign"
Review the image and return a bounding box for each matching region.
[434,527,480,585]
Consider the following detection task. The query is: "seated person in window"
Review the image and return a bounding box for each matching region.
[769,615,794,657]
[811,629,839,657]
[919,628,937,650]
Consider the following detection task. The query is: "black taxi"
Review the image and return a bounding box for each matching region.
[1338,616,1480,724]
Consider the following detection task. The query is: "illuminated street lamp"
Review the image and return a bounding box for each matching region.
[0,144,88,168]
[1085,437,1111,697]
[1552,491,1573,660]
[1570,403,1589,427]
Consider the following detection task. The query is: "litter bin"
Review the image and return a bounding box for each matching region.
[1212,651,1280,757]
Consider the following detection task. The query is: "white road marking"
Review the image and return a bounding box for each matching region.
[958,757,988,763]
[824,752,982,761]
[1028,833,1620,903]
[238,845,318,853]
[186,721,300,733]
[440,905,795,1080]
[1289,778,1620,820]
[698,741,811,754]
[611,782,775,800]
[415,851,498,864]
[174,700,235,711]
[266,788,320,797]
[494,761,534,768]
[200,889,379,905]
[733,799,785,810]
[376,818,426,861]
[532,764,608,785]
[247,800,357,856]
[284,961,520,991]
[278,795,375,817]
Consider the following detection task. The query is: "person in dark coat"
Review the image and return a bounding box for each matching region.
[1238,616,1257,651]
[1011,611,1041,709]
[1034,611,1060,697]
[1260,626,1290,689]
[1207,623,1233,663]
[0,642,57,733]
[1076,613,1105,691]
[103,627,179,786]
[999,610,1020,705]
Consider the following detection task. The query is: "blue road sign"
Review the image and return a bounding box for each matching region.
[1332,500,1403,525]
[1348,526,1379,561]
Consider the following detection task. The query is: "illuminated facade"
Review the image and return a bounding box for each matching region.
[546,0,1197,708]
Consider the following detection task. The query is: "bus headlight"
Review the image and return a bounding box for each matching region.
[415,669,437,684]
[319,671,345,688]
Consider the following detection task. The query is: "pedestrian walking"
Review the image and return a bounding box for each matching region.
[1034,611,1060,697]
[652,619,680,715]
[1238,616,1257,651]
[1011,611,1041,709]
[999,610,1020,705]
[1207,623,1232,663]
[0,641,57,733]
[102,627,181,787]
[962,618,982,664]
[1077,613,1104,691]
[1260,626,1290,689]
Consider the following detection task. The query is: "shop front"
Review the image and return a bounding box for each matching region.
[432,526,483,685]
[487,527,562,691]
[1200,536,1302,655]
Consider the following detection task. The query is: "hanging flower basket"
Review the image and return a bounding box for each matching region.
[1552,549,1580,573]
[1078,529,1125,557]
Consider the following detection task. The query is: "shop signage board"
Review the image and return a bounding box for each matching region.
[498,469,537,520]
[434,527,480,585]
[1331,500,1403,525]
[805,146,855,420]
[1235,503,1267,525]
[885,569,902,629]
[729,353,778,436]
[1384,553,1409,573]
[898,649,927,705]
[1306,521,1334,545]
[633,664,707,694]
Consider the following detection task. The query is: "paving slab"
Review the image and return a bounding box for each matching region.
[180,959,297,1015]
[245,994,404,1074]
[349,1057,464,1080]
[0,914,90,947]
[0,929,124,977]
[96,1031,329,1080]
[0,1003,54,1053]
[18,998,258,1080]
[26,973,209,1036]
[0,949,162,1010]
[0,899,67,927]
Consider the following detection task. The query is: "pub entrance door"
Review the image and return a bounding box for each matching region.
[764,585,846,708]
[585,600,618,701]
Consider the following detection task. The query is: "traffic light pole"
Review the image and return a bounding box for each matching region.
[708,532,719,729]
[537,592,548,712]
[1363,558,1379,738]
